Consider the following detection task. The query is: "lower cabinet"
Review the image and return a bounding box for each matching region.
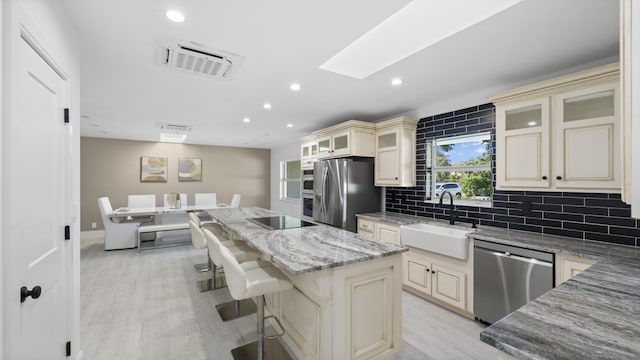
[357,217,401,245]
[375,223,401,245]
[264,255,403,360]
[403,247,472,315]
[556,255,598,285]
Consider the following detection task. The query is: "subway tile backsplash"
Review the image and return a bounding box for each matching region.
[385,103,640,247]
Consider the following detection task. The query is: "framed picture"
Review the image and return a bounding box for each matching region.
[178,157,202,181]
[140,156,168,182]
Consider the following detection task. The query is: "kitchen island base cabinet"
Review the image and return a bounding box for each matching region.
[265,254,403,360]
[402,245,474,319]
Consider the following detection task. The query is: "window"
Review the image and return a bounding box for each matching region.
[426,132,492,206]
[280,160,301,201]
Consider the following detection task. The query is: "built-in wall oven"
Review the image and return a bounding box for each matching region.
[302,169,314,195]
[301,169,314,221]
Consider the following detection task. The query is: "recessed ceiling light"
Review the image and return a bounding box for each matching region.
[319,0,523,79]
[391,78,403,85]
[290,83,301,91]
[286,124,293,128]
[263,103,272,109]
[243,117,251,123]
[98,130,107,134]
[89,124,100,127]
[166,10,185,23]
[160,133,187,143]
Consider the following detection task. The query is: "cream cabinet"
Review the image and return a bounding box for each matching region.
[375,222,401,245]
[556,255,597,285]
[621,0,639,216]
[264,254,404,360]
[374,117,418,187]
[300,135,318,170]
[492,63,621,193]
[402,248,469,312]
[356,217,400,245]
[356,218,375,239]
[313,120,375,159]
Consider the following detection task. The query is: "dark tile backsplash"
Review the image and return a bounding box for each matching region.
[385,103,640,247]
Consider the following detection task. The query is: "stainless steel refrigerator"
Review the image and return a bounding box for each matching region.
[313,159,381,232]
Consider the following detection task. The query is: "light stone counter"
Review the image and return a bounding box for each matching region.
[208,207,408,275]
[356,211,640,359]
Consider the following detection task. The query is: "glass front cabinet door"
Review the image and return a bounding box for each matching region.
[554,83,620,190]
[496,97,551,189]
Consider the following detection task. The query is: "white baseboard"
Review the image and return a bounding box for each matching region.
[81,230,104,240]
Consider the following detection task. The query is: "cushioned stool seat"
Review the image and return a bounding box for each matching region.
[219,246,294,360]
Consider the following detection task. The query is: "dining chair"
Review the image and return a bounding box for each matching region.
[127,194,156,208]
[195,193,217,207]
[218,193,241,207]
[97,197,140,250]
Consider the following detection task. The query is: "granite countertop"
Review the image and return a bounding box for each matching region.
[357,211,640,359]
[206,207,408,275]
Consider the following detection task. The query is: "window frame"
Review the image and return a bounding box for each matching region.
[280,159,301,202]
[425,132,493,208]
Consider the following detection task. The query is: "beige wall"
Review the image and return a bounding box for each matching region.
[82,137,270,231]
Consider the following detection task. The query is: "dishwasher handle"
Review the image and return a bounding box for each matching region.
[476,246,553,267]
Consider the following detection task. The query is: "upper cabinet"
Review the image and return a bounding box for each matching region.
[491,63,621,193]
[316,121,376,159]
[374,117,418,187]
[300,134,318,170]
[304,120,376,161]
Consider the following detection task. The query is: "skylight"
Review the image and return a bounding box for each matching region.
[319,0,523,79]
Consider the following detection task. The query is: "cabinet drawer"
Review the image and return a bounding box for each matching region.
[358,219,374,233]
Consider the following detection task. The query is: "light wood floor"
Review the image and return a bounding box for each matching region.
[80,237,496,360]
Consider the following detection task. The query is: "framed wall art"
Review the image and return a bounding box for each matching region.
[178,157,202,181]
[140,156,168,182]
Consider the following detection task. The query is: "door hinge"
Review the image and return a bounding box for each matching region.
[64,225,71,240]
[64,108,70,124]
[66,341,71,356]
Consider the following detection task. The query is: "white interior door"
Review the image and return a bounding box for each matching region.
[7,31,70,359]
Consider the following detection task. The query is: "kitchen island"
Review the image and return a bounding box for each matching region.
[207,207,408,360]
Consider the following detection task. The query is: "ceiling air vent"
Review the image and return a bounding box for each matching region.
[157,123,192,132]
[156,36,244,80]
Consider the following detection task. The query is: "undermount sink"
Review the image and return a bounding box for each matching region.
[400,223,472,260]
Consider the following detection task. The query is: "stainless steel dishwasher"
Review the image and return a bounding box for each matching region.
[474,239,554,324]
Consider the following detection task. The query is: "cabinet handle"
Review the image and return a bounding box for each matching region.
[542,176,547,180]
[556,176,562,180]
[426,268,430,273]
[395,177,398,180]
[362,224,369,228]
[431,270,436,274]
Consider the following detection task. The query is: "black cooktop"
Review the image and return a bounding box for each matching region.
[247,215,316,230]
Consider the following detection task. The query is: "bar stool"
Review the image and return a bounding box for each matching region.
[203,227,261,320]
[188,218,210,274]
[219,245,294,360]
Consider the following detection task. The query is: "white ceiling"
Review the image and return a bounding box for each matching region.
[62,0,620,149]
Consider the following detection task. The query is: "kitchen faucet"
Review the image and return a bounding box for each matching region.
[439,190,458,225]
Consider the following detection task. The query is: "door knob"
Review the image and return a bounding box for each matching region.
[20,286,42,303]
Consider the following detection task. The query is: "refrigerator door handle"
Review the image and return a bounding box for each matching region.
[322,165,329,216]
